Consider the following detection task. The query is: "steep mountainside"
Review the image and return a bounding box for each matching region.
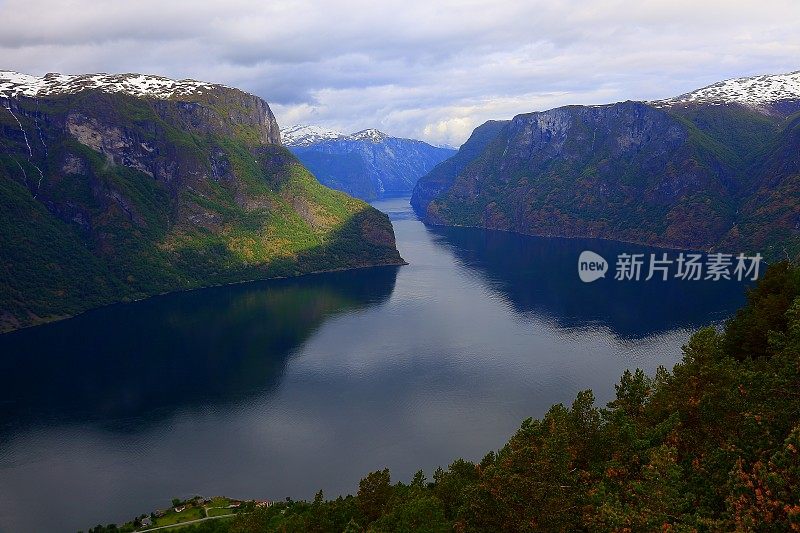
[720,113,800,258]
[284,125,455,200]
[0,71,403,333]
[411,71,800,260]
[410,120,507,214]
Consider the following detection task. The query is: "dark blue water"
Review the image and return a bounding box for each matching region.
[0,197,749,532]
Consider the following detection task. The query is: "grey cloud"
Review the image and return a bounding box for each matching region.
[1,0,799,145]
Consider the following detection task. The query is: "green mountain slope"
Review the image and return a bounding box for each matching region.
[720,113,800,260]
[416,102,747,249]
[0,75,403,333]
[411,78,800,260]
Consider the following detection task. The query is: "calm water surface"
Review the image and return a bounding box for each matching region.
[0,197,749,532]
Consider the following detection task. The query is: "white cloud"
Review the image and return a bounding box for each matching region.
[1,0,799,145]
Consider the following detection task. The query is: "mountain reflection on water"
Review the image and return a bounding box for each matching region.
[0,267,399,431]
[427,225,747,339]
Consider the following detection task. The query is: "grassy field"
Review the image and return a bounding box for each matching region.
[153,507,204,527]
[206,508,236,518]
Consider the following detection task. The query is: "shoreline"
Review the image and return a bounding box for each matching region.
[417,217,748,256]
[0,259,407,336]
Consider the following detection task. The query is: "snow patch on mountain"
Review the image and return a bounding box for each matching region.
[282,125,396,146]
[0,70,232,100]
[280,124,347,146]
[651,70,800,110]
[350,129,388,143]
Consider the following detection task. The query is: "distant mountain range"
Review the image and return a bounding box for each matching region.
[283,125,456,200]
[0,71,403,333]
[412,70,800,261]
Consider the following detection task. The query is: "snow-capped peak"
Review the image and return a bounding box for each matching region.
[280,124,347,147]
[650,70,800,110]
[0,70,232,100]
[350,128,388,143]
[281,125,393,146]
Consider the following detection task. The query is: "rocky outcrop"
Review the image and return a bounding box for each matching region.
[151,90,280,145]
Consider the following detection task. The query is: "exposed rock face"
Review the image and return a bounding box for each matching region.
[151,90,280,145]
[284,125,456,200]
[0,72,403,333]
[412,72,800,260]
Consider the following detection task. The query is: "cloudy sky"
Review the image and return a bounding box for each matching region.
[1,0,799,146]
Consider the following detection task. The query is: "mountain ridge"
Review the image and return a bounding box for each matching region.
[411,70,800,260]
[280,124,347,146]
[284,124,456,200]
[281,124,433,146]
[0,70,238,100]
[650,70,800,115]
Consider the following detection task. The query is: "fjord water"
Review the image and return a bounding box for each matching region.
[0,197,748,532]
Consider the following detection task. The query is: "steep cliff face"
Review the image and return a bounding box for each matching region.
[284,126,456,200]
[0,72,403,333]
[410,120,507,214]
[417,102,740,248]
[411,71,800,259]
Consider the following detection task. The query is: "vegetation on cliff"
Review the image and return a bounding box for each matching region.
[0,83,403,332]
[412,101,800,262]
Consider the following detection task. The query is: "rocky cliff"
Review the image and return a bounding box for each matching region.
[0,71,403,332]
[411,71,800,260]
